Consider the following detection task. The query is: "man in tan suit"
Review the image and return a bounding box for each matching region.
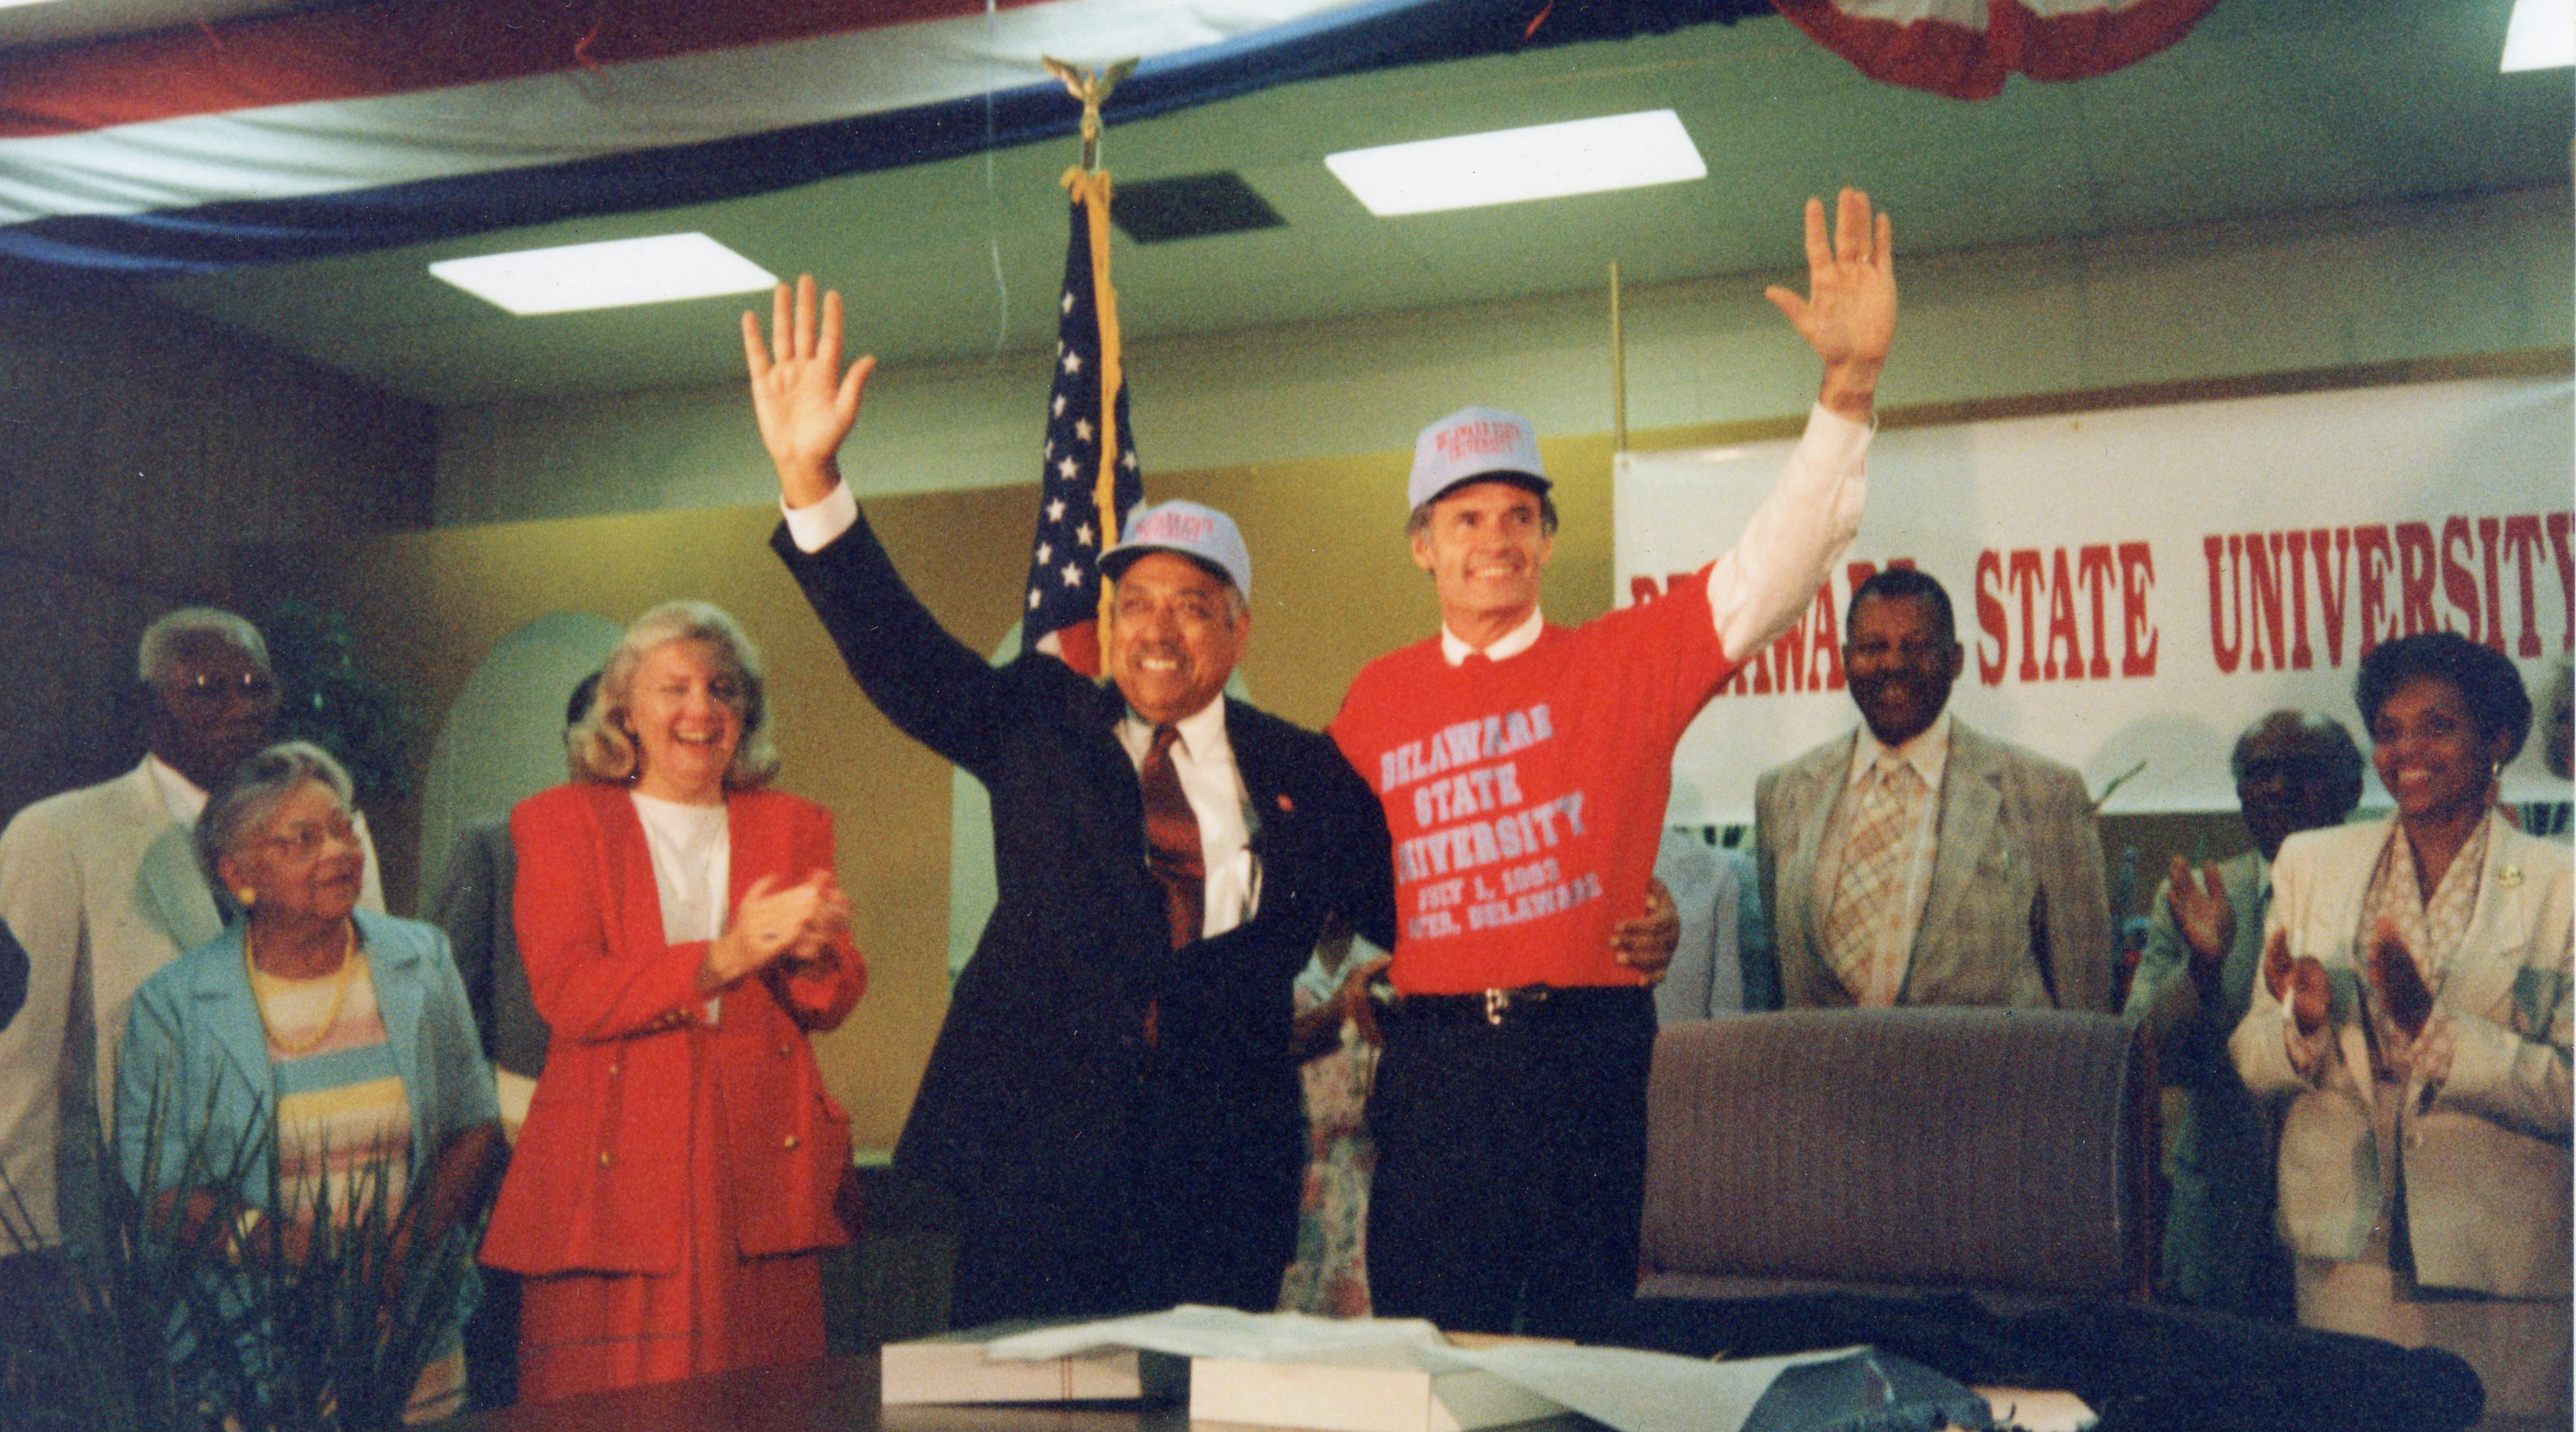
[0,609,382,1267]
[1754,568,2112,1012]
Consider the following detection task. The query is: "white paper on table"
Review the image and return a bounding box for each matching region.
[984,1307,1449,1364]
[1420,1341,1868,1432]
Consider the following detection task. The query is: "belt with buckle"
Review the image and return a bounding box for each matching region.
[1388,983,1646,1027]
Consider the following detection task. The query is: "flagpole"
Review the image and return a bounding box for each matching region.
[1608,262,1627,456]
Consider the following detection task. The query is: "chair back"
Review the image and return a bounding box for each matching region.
[1638,1007,2155,1308]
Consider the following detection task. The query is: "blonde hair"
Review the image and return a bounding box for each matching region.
[566,601,780,791]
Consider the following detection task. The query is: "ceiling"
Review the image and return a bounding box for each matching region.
[30,0,2574,409]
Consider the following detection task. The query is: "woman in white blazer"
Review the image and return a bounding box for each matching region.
[2232,632,2570,1424]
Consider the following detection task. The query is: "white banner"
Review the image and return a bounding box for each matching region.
[1616,375,2575,823]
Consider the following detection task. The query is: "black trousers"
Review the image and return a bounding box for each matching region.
[1364,987,1657,1338]
[946,1055,1302,1328]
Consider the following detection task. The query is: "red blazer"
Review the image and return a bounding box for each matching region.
[481,782,865,1275]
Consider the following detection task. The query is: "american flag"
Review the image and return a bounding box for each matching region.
[1024,169,1142,677]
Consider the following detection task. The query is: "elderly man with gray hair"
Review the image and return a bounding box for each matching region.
[2126,709,2365,1320]
[0,607,383,1285]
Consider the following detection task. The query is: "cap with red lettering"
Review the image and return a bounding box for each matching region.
[1100,499,1252,598]
[1408,406,1550,512]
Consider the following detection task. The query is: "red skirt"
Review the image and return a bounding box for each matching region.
[513,1033,827,1403]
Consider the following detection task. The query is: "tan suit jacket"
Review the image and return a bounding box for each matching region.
[2229,816,2572,1299]
[0,759,382,1243]
[1755,719,2115,1012]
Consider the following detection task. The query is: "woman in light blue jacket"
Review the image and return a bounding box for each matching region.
[119,741,498,1425]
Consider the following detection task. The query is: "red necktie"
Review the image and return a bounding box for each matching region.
[1139,724,1205,950]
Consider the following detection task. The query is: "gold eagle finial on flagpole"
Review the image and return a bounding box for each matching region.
[1042,55,1137,172]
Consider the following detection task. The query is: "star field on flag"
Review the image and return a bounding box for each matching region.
[1023,175,1143,677]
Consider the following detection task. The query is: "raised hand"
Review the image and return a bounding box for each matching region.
[742,274,876,509]
[1764,187,1897,420]
[2367,918,2435,1039]
[1612,877,1681,987]
[2166,854,2236,970]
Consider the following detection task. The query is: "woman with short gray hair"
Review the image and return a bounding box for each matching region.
[119,741,500,1424]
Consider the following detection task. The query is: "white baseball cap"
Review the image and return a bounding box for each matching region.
[1101,499,1252,598]
[1409,406,1550,512]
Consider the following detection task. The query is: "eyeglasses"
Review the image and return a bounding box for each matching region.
[259,816,360,860]
[162,671,278,704]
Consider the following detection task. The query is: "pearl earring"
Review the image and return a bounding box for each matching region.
[233,888,257,908]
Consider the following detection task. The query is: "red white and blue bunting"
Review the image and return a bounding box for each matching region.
[0,0,1766,279]
[1774,0,2219,101]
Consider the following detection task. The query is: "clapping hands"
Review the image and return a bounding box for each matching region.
[2165,855,2236,972]
[702,870,849,989]
[2262,930,2331,1037]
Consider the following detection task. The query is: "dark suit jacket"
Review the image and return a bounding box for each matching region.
[429,817,548,1081]
[772,515,1393,1313]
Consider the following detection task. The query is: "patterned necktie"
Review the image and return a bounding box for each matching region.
[1823,754,1922,1004]
[1139,724,1205,950]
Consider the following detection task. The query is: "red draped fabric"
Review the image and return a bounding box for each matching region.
[1775,0,2221,101]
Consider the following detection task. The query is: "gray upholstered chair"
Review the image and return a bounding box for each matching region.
[1637,1007,2156,1312]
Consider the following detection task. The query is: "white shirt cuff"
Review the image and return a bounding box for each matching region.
[781,482,859,553]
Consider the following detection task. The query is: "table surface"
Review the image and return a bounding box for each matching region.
[440,1353,1613,1432]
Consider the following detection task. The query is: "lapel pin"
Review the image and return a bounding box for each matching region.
[2497,866,2523,889]
[1276,794,1295,813]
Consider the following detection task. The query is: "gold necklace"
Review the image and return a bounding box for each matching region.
[244,921,358,1059]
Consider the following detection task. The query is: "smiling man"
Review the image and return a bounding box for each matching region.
[1755,567,2113,1013]
[1328,189,1895,1338]
[747,280,1396,1324]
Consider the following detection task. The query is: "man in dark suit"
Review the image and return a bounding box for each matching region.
[745,277,1396,1324]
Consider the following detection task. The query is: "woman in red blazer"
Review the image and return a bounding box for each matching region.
[480,601,865,1403]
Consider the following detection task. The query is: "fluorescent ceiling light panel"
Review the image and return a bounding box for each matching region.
[1327,110,1707,217]
[430,233,776,315]
[2502,0,2573,70]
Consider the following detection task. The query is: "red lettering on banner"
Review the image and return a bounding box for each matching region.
[2076,545,2116,680]
[1975,550,2008,686]
[2283,531,2314,669]
[2201,511,2573,674]
[2006,550,2044,681]
[2477,517,2503,649]
[2503,516,2545,656]
[2395,521,2437,638]
[2246,532,2289,671]
[2355,525,2394,652]
[2441,516,2480,645]
[2311,527,2353,667]
[2550,513,2574,649]
[1974,541,2160,689]
[2120,543,2159,677]
[2205,536,2244,674]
